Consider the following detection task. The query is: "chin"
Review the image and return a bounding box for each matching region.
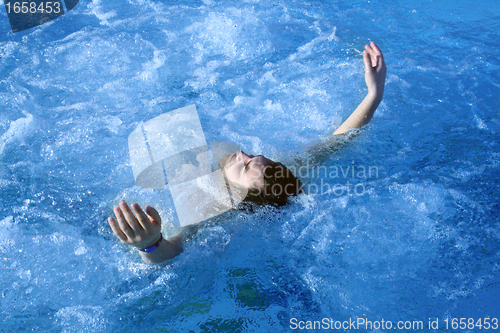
[219,153,231,169]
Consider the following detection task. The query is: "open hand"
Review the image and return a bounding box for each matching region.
[363,41,386,99]
[108,200,162,250]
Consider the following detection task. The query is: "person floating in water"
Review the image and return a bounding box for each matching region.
[108,42,387,264]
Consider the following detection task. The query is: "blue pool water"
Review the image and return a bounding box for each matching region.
[1,0,499,332]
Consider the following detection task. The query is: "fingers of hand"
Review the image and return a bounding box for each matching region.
[119,200,143,233]
[365,42,384,69]
[363,50,373,72]
[145,205,161,227]
[113,205,134,237]
[108,217,128,242]
[364,44,376,67]
[131,202,155,231]
[370,42,385,68]
[110,201,162,248]
[370,41,381,54]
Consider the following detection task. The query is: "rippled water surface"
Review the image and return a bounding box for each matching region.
[1,0,499,332]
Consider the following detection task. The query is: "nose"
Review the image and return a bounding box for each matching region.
[240,151,254,160]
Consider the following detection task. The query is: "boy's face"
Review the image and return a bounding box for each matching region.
[221,151,274,190]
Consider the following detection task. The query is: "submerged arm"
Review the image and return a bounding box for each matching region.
[333,42,386,135]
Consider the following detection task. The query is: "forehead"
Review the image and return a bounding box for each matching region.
[249,155,274,171]
[247,156,274,187]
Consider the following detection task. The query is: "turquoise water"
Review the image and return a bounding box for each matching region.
[1,0,499,332]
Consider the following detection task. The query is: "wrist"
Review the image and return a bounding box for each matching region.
[138,234,183,264]
[134,233,162,251]
[140,234,163,253]
[367,89,383,103]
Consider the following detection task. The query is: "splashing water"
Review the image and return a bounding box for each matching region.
[1,0,499,331]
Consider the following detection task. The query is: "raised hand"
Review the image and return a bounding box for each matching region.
[332,41,387,135]
[363,41,386,99]
[108,200,162,250]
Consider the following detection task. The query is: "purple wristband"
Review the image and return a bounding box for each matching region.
[139,234,163,253]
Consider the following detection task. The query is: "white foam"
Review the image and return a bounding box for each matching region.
[186,9,271,64]
[55,305,108,333]
[257,70,278,85]
[474,114,487,129]
[89,0,117,26]
[74,240,89,256]
[263,99,284,114]
[0,41,18,62]
[0,113,34,155]
[0,216,15,252]
[138,50,167,82]
[184,60,229,90]
[288,27,339,61]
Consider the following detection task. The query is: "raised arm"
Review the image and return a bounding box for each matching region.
[333,42,386,135]
[108,200,183,264]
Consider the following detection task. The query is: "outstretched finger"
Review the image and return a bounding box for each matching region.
[130,202,150,230]
[113,205,135,237]
[363,50,373,72]
[370,41,382,55]
[108,217,128,243]
[370,42,385,68]
[364,44,378,67]
[145,205,161,227]
[119,200,143,232]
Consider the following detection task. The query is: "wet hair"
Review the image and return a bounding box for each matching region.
[242,161,302,207]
